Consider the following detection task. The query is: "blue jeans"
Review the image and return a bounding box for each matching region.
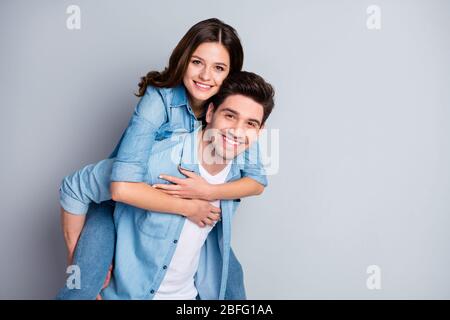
[55,201,116,300]
[55,200,246,300]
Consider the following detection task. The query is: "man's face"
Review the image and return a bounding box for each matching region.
[204,94,264,161]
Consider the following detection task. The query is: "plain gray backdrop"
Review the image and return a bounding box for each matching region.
[1,0,449,299]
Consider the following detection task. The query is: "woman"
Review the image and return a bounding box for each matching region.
[57,18,267,300]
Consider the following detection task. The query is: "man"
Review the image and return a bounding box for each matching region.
[58,71,275,299]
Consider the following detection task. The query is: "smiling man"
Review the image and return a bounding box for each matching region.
[58,71,275,299]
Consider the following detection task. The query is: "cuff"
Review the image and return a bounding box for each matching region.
[59,190,89,215]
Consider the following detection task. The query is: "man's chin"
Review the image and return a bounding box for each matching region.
[215,149,238,162]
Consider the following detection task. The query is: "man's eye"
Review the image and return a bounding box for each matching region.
[225,114,234,119]
[248,122,257,128]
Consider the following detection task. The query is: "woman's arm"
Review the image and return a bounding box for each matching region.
[154,170,264,201]
[110,86,167,183]
[60,159,220,230]
[61,207,85,265]
[209,177,264,200]
[110,182,221,227]
[153,140,268,201]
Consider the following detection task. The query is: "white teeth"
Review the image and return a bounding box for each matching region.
[195,81,211,89]
[224,135,240,146]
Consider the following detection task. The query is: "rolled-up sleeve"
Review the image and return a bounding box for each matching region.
[241,140,268,187]
[110,86,167,182]
[59,159,114,215]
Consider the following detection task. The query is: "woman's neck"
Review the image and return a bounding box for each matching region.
[188,96,204,119]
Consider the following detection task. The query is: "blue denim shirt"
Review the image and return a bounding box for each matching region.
[60,128,247,299]
[109,84,267,187]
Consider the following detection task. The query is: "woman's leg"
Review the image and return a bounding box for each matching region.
[56,201,116,300]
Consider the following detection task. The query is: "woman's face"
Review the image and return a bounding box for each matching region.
[183,42,231,107]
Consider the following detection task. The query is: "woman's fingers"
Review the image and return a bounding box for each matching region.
[155,189,180,195]
[209,212,221,221]
[209,205,221,214]
[153,184,182,191]
[158,174,184,185]
[178,166,198,178]
[203,217,215,226]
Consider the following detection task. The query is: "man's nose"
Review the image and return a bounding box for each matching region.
[228,127,246,141]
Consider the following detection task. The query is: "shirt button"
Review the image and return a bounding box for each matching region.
[150,290,155,294]
[173,239,178,244]
[163,265,167,269]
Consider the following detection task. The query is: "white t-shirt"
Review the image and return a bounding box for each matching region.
[153,162,232,300]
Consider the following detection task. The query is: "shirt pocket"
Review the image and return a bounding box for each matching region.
[154,122,190,141]
[136,211,174,239]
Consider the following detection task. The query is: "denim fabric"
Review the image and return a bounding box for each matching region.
[57,129,248,300]
[55,201,116,300]
[110,84,267,186]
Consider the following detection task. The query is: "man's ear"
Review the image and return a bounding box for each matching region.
[205,102,215,124]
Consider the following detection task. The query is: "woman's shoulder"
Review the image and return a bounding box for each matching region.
[144,84,187,107]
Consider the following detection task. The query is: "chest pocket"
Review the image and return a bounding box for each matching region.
[136,211,174,239]
[155,123,190,141]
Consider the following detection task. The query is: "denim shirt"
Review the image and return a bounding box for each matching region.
[60,128,246,299]
[109,84,267,187]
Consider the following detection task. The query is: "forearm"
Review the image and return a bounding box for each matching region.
[111,181,189,216]
[61,207,86,264]
[209,177,265,201]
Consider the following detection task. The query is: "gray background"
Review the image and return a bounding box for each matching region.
[1,0,449,299]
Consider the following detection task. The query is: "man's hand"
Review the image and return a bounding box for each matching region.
[153,166,216,201]
[183,199,221,228]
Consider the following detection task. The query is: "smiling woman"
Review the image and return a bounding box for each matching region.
[183,42,231,116]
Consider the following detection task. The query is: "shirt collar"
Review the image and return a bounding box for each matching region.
[170,84,189,108]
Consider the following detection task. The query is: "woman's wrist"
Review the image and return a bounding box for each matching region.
[175,197,192,217]
[204,184,218,201]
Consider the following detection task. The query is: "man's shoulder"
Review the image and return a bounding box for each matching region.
[150,132,191,157]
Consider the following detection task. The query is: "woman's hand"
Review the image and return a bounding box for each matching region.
[183,198,221,228]
[153,166,216,201]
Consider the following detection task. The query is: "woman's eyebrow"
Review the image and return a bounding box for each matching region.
[191,55,228,67]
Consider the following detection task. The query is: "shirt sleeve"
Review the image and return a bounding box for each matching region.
[241,140,268,187]
[110,86,168,182]
[59,159,114,215]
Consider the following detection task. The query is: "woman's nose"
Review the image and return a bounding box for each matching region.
[199,67,211,81]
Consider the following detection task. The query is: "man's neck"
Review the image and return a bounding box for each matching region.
[198,129,230,176]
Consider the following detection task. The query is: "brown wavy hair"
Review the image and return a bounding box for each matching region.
[136,18,244,97]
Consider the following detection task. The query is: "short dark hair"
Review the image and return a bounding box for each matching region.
[207,71,275,126]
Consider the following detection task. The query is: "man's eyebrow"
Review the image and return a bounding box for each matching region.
[191,55,228,67]
[221,107,262,126]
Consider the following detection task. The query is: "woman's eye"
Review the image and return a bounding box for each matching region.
[192,60,201,65]
[216,66,224,72]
